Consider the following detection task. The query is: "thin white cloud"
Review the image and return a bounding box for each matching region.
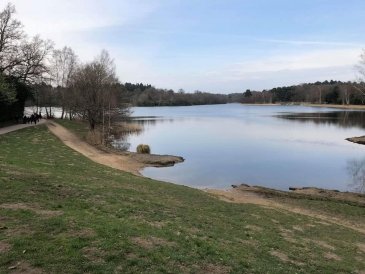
[7,0,162,61]
[255,38,363,47]
[160,49,360,92]
[10,0,160,34]
[232,48,360,75]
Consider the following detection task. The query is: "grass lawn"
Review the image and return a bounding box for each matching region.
[0,125,364,273]
[55,119,90,140]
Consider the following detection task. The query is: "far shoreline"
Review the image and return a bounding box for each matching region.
[241,102,365,110]
[240,103,365,145]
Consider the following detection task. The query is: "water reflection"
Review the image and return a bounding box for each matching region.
[347,158,365,193]
[276,111,365,129]
[113,117,180,150]
[112,140,131,151]
[129,117,176,126]
[116,105,365,192]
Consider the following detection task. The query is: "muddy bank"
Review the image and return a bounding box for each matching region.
[127,152,184,167]
[229,184,365,206]
[302,103,365,110]
[47,122,183,176]
[346,136,365,145]
[207,184,365,208]
[206,184,365,234]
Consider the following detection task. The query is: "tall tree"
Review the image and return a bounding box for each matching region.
[0,2,54,122]
[70,50,127,138]
[355,49,365,100]
[0,3,53,83]
[51,46,77,118]
[0,3,23,73]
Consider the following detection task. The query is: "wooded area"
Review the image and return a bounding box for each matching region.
[123,80,365,106]
[240,80,365,105]
[0,3,129,141]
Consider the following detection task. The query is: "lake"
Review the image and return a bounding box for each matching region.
[119,104,365,192]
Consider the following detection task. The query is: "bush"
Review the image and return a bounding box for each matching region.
[136,144,151,154]
[86,130,103,145]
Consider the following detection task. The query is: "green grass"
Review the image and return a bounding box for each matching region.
[246,187,365,225]
[55,119,90,140]
[275,196,365,224]
[0,125,364,273]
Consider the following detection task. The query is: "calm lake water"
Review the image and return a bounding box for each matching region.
[119,104,365,192]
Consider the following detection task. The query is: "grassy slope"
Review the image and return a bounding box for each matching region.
[0,125,364,273]
[240,187,365,226]
[56,119,90,140]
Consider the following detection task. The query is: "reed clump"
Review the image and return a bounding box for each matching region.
[137,144,151,154]
[114,122,142,134]
[86,130,103,145]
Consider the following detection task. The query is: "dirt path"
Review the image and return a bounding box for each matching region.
[206,188,365,235]
[47,122,143,176]
[0,120,46,135]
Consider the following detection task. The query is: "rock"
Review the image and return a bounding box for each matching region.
[289,187,302,191]
[346,136,365,145]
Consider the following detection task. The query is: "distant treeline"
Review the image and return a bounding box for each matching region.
[123,83,228,106]
[122,80,365,106]
[240,80,365,105]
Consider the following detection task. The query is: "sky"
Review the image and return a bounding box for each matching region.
[6,0,365,93]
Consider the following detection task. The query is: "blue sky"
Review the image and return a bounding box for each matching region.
[8,0,365,93]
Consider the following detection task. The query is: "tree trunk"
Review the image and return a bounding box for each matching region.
[108,102,111,138]
[102,108,105,145]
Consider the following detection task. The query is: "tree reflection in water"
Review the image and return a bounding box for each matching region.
[277,111,365,130]
[347,158,365,193]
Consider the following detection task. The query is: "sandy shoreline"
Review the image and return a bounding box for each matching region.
[47,121,183,176]
[205,184,365,234]
[346,136,365,145]
[301,103,365,110]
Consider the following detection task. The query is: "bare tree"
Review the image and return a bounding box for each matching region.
[17,36,53,83]
[354,49,365,99]
[35,82,55,118]
[0,3,24,73]
[339,85,350,105]
[51,46,77,118]
[0,3,53,83]
[70,50,128,142]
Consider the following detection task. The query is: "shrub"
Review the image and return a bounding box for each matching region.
[86,130,103,145]
[136,144,151,154]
